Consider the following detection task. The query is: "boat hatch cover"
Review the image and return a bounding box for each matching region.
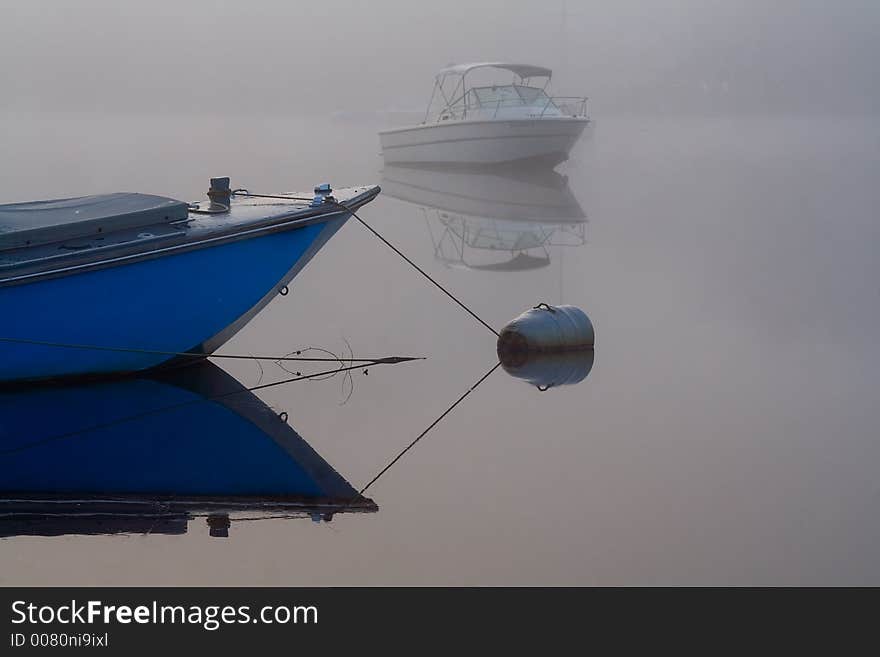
[0,193,189,252]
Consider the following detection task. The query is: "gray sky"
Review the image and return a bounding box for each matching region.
[1,0,877,116]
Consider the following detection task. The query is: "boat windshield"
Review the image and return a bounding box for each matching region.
[468,85,552,110]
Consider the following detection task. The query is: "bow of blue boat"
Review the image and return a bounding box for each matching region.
[0,181,380,384]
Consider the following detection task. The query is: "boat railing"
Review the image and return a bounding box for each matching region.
[436,95,589,121]
[539,96,589,118]
[474,96,588,119]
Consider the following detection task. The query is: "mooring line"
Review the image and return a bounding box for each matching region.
[343,204,500,337]
[0,337,418,365]
[342,360,502,511]
[232,191,499,336]
[0,359,415,457]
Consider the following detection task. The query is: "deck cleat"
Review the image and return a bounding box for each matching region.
[310,183,336,207]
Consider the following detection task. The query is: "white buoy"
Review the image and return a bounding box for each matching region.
[497,303,594,360]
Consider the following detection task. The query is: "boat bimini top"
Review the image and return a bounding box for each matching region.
[423,62,587,124]
[436,62,554,80]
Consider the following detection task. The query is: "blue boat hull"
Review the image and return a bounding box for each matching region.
[0,218,342,383]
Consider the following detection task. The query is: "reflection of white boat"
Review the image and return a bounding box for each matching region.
[381,164,587,271]
[379,63,589,166]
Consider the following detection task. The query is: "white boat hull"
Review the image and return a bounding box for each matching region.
[379,117,588,166]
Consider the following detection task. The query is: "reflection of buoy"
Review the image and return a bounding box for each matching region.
[500,349,594,391]
[497,303,594,359]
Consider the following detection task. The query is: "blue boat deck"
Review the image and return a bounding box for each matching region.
[0,186,379,284]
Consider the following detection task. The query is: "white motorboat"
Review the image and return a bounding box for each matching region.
[379,63,589,166]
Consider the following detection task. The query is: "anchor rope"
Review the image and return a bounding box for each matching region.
[231,191,500,337]
[343,360,502,510]
[345,204,501,337]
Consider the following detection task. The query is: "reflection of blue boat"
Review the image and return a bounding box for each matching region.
[0,181,380,383]
[0,362,375,538]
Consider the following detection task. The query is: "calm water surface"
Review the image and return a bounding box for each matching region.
[1,112,878,584]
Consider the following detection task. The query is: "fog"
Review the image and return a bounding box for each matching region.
[1,2,879,585]
[1,0,878,117]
